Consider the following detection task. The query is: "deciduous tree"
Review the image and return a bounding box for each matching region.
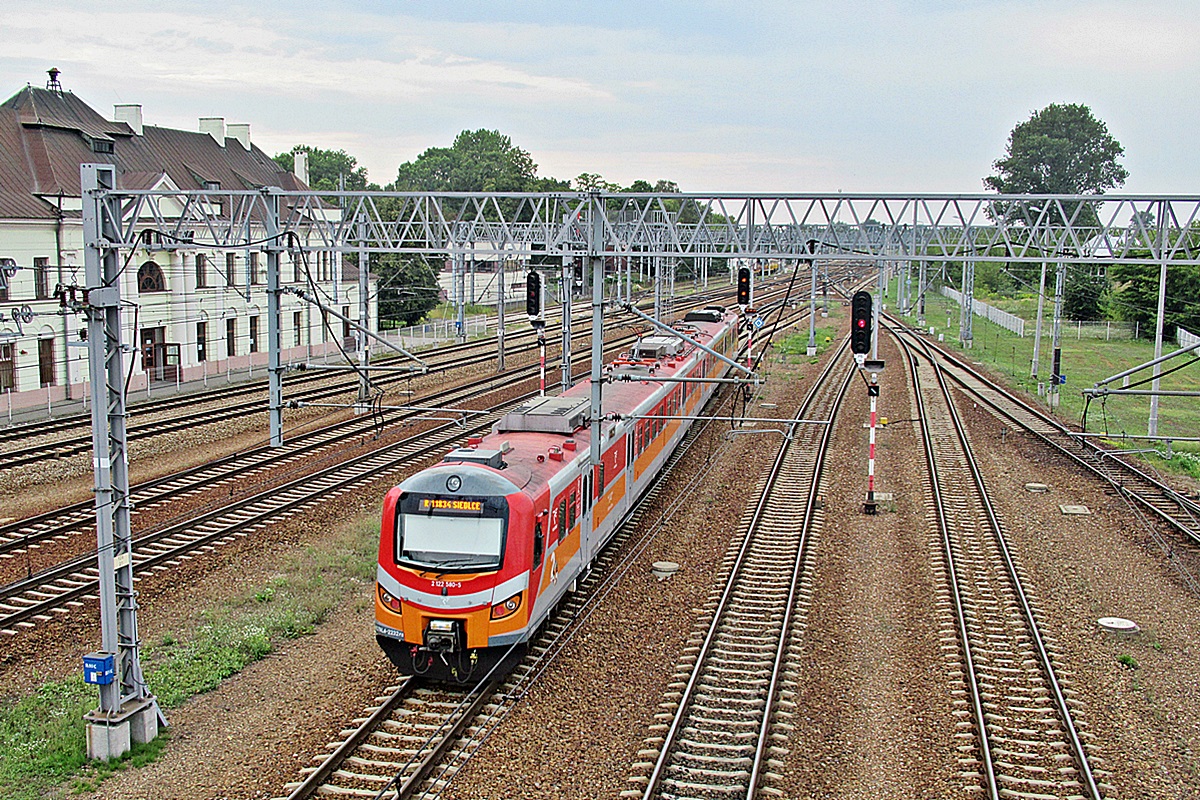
[273,145,372,191]
[984,103,1128,229]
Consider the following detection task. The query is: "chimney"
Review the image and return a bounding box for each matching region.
[227,123,250,151]
[199,117,225,145]
[294,151,309,186]
[114,104,143,136]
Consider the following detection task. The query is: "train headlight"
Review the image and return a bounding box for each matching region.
[490,592,523,621]
[377,585,402,612]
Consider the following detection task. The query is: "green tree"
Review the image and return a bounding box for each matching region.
[1062,267,1108,320]
[574,173,619,192]
[392,129,539,192]
[375,254,441,328]
[984,103,1128,229]
[273,145,372,191]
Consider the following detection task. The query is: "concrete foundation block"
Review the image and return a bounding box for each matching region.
[129,704,159,744]
[84,696,162,760]
[86,718,130,761]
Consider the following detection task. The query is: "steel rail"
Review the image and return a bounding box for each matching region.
[900,327,1103,800]
[284,680,415,800]
[905,338,999,800]
[280,329,765,800]
[886,315,1200,545]
[2,302,816,635]
[641,339,852,800]
[0,288,799,559]
[0,281,746,445]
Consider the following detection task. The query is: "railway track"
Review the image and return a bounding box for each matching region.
[0,290,804,565]
[0,305,616,471]
[625,341,852,800]
[0,341,617,564]
[0,389,527,635]
[0,283,758,468]
[899,328,1107,800]
[888,318,1200,548]
[0,299,818,637]
[279,337,764,800]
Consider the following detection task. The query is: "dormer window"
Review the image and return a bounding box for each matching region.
[203,180,220,191]
[92,139,114,154]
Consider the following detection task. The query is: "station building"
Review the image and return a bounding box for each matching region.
[0,73,374,413]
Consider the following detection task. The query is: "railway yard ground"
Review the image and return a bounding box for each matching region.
[3,297,1200,799]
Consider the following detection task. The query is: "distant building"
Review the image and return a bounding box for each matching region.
[0,71,374,411]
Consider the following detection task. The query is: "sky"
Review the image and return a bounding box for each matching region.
[1,0,1196,195]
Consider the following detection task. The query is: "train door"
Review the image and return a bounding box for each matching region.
[529,508,548,608]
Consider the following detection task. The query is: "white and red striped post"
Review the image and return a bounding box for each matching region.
[538,325,546,396]
[864,371,880,514]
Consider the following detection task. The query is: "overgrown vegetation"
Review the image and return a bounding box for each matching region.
[0,516,378,799]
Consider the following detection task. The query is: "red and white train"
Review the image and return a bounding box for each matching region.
[376,306,739,681]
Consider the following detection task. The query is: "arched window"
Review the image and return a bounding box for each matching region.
[137,261,166,293]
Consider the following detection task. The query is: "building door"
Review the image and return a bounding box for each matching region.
[38,336,55,386]
[155,343,181,383]
[0,342,14,391]
[140,326,167,381]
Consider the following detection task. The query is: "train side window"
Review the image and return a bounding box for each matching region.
[568,490,577,527]
[583,475,591,510]
[533,519,544,565]
[557,498,568,541]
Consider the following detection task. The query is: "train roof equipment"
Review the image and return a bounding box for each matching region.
[634,335,685,360]
[497,395,591,435]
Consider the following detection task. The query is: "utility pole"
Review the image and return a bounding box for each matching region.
[959,261,975,347]
[80,163,163,760]
[1049,261,1065,408]
[357,217,370,409]
[561,254,573,392]
[1149,203,1170,437]
[1031,261,1047,380]
[496,256,506,372]
[265,192,283,444]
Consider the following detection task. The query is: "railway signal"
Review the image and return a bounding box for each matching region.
[736,266,751,307]
[526,271,547,396]
[526,270,542,318]
[851,291,872,355]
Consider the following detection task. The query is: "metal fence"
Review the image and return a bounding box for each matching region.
[1063,320,1138,340]
[939,286,1026,336]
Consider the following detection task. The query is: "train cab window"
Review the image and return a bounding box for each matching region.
[568,491,577,527]
[583,475,592,511]
[557,498,568,542]
[533,519,544,566]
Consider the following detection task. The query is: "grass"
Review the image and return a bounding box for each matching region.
[0,515,379,800]
[897,282,1200,463]
[776,325,839,361]
[1117,654,1141,670]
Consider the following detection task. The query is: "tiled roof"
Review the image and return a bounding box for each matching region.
[0,85,306,221]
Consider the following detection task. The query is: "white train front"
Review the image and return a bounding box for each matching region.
[376,307,739,682]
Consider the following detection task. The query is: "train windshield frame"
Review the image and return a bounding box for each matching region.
[395,493,508,572]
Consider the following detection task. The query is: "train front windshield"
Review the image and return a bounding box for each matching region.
[395,494,508,572]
